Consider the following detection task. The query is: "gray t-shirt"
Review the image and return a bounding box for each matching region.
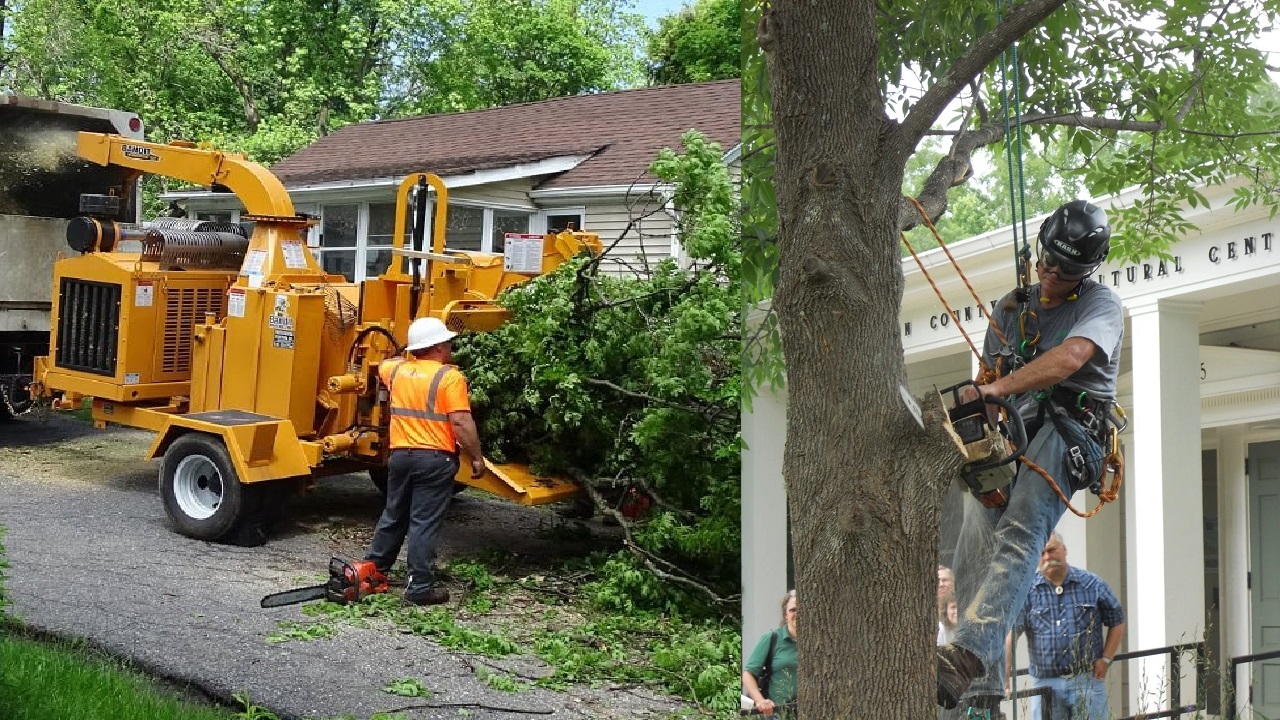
[982,280,1124,419]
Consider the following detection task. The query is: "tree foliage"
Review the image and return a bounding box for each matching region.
[900,134,1086,253]
[647,0,742,85]
[0,0,648,162]
[455,132,740,612]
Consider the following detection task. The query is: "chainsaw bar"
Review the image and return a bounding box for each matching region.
[260,584,328,608]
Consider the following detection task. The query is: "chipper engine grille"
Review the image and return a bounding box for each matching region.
[55,279,121,376]
[162,287,224,373]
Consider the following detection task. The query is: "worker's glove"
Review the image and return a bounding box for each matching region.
[470,457,485,478]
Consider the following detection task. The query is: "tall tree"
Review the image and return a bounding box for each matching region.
[743,0,1280,717]
[384,0,647,116]
[647,0,741,85]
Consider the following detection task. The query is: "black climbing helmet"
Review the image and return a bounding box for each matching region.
[1037,199,1111,277]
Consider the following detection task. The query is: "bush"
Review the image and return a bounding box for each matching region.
[456,132,741,613]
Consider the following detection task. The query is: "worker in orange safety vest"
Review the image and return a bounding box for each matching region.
[363,316,485,606]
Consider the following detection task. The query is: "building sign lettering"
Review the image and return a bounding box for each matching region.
[1208,232,1271,264]
[902,226,1276,341]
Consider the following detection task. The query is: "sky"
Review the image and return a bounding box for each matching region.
[634,0,693,28]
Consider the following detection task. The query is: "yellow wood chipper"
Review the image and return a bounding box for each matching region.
[30,132,599,545]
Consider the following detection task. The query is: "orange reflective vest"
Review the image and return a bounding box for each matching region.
[379,357,471,451]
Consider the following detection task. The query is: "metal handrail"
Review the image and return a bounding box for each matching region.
[1010,641,1206,720]
[1224,647,1280,720]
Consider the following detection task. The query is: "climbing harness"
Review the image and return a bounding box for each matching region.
[905,199,1127,518]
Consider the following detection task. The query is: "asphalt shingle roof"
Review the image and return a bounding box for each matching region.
[270,80,740,189]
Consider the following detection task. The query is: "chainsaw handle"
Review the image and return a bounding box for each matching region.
[961,394,1028,479]
[986,394,1028,459]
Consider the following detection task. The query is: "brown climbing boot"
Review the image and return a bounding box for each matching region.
[936,643,984,709]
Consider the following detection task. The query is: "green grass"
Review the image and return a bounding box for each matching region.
[0,631,231,720]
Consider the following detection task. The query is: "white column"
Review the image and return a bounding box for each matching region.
[1218,425,1251,718]
[741,381,789,662]
[1125,299,1206,712]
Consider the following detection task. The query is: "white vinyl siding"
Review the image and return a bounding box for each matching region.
[451,180,536,209]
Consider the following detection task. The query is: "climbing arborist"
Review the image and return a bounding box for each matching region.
[936,199,1124,719]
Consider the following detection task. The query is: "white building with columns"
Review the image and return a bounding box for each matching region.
[741,181,1280,718]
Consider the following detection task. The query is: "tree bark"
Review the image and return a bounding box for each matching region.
[762,3,973,717]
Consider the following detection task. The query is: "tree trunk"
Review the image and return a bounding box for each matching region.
[762,3,966,717]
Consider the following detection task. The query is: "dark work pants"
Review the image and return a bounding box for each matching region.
[365,448,458,598]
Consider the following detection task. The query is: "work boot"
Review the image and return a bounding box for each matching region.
[402,586,450,606]
[964,695,1007,720]
[936,644,984,709]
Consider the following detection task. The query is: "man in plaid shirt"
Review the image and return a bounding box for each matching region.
[1008,532,1126,719]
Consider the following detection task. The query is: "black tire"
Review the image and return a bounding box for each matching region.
[159,433,266,544]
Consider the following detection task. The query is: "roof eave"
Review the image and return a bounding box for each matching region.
[161,153,594,202]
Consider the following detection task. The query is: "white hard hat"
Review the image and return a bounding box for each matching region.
[404,317,457,352]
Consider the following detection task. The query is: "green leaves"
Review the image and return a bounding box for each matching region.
[455,133,740,606]
[382,677,431,698]
[646,0,741,85]
[0,0,649,160]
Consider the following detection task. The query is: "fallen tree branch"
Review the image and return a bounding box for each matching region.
[576,472,740,607]
[584,378,731,422]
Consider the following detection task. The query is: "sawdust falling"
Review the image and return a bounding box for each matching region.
[0,129,81,215]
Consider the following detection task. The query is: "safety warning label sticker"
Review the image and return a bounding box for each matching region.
[135,281,154,308]
[282,242,308,269]
[227,288,246,318]
[503,233,545,274]
[273,330,295,350]
[243,249,267,276]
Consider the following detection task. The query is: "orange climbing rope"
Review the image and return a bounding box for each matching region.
[902,197,1123,519]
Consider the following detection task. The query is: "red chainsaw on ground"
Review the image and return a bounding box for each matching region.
[260,557,390,608]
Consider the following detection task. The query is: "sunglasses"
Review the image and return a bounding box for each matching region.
[1036,244,1091,281]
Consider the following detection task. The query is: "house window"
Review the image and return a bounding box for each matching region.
[546,212,584,233]
[196,211,235,224]
[366,202,407,279]
[492,211,531,253]
[445,205,484,252]
[319,204,359,281]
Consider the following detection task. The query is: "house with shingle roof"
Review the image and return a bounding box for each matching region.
[166,80,740,280]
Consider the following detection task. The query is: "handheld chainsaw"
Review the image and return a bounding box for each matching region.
[260,557,390,608]
[942,380,1028,509]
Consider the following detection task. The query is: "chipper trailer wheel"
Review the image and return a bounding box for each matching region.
[160,433,272,546]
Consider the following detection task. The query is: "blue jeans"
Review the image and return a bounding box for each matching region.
[1028,674,1109,720]
[950,416,1104,700]
[365,448,458,598]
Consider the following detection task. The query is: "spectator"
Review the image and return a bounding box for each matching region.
[1007,532,1125,719]
[743,590,798,718]
[938,589,959,645]
[938,565,956,613]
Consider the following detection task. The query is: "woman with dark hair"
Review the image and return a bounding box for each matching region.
[742,590,798,718]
